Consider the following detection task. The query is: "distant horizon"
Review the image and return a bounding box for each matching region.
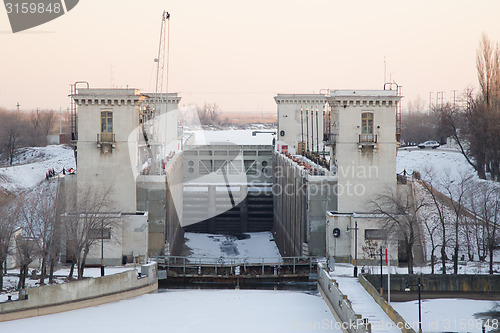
[1,0,500,113]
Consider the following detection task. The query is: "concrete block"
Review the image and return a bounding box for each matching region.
[148,189,166,201]
[148,201,166,217]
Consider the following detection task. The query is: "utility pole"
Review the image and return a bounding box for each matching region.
[387,244,391,304]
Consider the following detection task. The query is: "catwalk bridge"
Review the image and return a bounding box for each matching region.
[153,256,319,286]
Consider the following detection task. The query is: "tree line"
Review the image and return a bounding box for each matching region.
[374,167,499,275]
[0,107,70,166]
[0,185,117,292]
[403,35,500,182]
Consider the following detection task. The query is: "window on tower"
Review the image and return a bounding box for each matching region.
[360,112,375,143]
[100,111,113,142]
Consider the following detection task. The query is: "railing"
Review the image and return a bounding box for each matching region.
[97,133,115,143]
[152,256,319,276]
[359,134,377,144]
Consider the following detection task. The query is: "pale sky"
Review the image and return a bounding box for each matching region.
[1,0,500,113]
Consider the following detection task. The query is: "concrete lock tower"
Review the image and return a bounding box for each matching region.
[274,88,402,265]
[325,89,402,271]
[71,87,181,264]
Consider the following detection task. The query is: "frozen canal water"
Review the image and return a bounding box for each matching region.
[0,289,341,332]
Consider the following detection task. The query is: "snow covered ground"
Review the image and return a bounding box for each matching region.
[397,147,473,180]
[392,299,500,333]
[0,289,340,333]
[0,145,75,193]
[397,147,500,206]
[184,232,282,263]
[397,147,500,272]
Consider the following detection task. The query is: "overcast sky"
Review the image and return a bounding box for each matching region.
[1,0,500,113]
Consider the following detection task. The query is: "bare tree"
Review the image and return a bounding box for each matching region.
[197,103,221,126]
[420,208,441,274]
[469,183,500,274]
[64,185,117,279]
[1,113,25,165]
[477,34,500,108]
[436,35,500,182]
[462,211,477,261]
[18,184,60,285]
[372,184,425,274]
[0,194,17,291]
[441,171,472,273]
[15,234,38,290]
[39,110,56,146]
[401,96,440,146]
[419,173,450,274]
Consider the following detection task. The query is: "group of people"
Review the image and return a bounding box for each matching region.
[46,168,57,180]
[46,167,75,180]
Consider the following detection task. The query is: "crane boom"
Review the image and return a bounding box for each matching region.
[154,11,170,109]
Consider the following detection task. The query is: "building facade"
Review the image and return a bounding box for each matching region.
[274,89,402,263]
[70,88,181,264]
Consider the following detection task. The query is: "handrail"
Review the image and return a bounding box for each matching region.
[151,256,319,267]
[359,134,377,144]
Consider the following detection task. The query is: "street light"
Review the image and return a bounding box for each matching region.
[101,219,105,277]
[405,274,423,333]
[346,221,359,277]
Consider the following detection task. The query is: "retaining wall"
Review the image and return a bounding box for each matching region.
[0,262,158,322]
[358,274,416,333]
[364,274,500,294]
[317,263,371,333]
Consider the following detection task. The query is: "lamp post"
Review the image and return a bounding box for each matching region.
[405,274,423,333]
[100,219,105,277]
[346,221,359,277]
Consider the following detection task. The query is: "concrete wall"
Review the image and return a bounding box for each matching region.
[164,153,184,256]
[84,213,123,266]
[67,211,148,266]
[274,94,326,154]
[364,274,500,294]
[121,212,149,259]
[358,274,416,333]
[326,212,399,265]
[317,263,371,333]
[273,153,337,257]
[0,262,158,322]
[137,175,167,255]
